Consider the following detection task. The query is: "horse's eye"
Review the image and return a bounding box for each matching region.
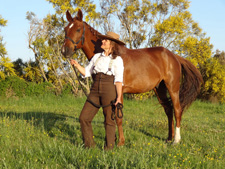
[77,29,81,32]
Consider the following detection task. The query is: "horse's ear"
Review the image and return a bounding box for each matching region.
[66,10,73,22]
[76,9,83,21]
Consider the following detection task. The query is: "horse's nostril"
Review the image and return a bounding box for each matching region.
[61,46,73,58]
[61,46,66,56]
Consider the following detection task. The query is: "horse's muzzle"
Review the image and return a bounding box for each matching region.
[61,45,74,58]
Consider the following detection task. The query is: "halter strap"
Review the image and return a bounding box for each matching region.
[65,22,85,50]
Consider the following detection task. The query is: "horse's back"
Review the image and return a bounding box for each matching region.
[121,46,182,93]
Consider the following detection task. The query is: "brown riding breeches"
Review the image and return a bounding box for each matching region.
[79,73,117,149]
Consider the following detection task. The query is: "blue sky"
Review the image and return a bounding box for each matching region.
[0,0,225,62]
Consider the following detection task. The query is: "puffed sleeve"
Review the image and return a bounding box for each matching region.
[83,53,99,78]
[114,56,124,83]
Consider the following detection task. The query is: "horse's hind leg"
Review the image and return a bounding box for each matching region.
[165,81,182,144]
[154,81,174,141]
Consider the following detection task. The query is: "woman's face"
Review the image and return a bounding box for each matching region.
[101,39,112,51]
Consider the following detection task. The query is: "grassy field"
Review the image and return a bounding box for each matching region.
[0,95,225,168]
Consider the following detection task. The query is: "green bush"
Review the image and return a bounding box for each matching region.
[25,82,54,96]
[61,84,73,96]
[125,91,155,100]
[0,76,27,97]
[0,76,54,97]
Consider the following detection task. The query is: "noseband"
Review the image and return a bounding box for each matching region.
[65,22,85,51]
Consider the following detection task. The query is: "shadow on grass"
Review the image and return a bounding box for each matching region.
[0,111,107,146]
[129,123,167,142]
[138,128,167,142]
[0,111,81,144]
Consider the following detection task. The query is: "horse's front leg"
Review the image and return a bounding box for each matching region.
[115,112,125,146]
[115,95,125,146]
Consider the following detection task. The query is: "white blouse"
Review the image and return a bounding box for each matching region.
[84,52,124,83]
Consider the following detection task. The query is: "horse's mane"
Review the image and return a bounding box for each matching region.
[84,22,102,38]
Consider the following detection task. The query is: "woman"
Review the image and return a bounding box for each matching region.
[70,32,125,150]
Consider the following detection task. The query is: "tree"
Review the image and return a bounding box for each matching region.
[0,15,7,57]
[23,60,43,83]
[98,0,203,51]
[46,0,100,22]
[27,12,80,94]
[13,58,25,77]
[200,57,225,103]
[0,15,16,79]
[214,50,225,65]
[0,56,16,79]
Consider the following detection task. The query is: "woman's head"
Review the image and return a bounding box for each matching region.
[101,39,112,51]
[99,32,124,59]
[101,39,120,59]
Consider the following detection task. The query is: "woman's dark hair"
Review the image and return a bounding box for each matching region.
[110,40,121,59]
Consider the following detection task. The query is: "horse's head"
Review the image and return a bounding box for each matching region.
[61,9,85,58]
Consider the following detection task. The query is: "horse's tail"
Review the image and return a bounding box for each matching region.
[176,55,203,112]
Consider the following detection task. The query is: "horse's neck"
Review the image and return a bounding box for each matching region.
[81,23,103,61]
[81,22,128,60]
[118,45,128,57]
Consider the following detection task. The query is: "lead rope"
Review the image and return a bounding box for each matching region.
[111,102,123,120]
[68,59,123,119]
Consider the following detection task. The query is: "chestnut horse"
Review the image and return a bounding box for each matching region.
[61,9,203,145]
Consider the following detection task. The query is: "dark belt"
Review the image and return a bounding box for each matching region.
[92,72,114,82]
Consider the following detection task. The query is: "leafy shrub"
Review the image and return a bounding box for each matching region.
[61,84,73,96]
[0,76,54,97]
[0,76,27,97]
[25,82,54,96]
[125,91,155,100]
[200,58,225,103]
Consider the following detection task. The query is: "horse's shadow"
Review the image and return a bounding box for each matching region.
[129,123,167,142]
[0,111,81,144]
[138,128,167,142]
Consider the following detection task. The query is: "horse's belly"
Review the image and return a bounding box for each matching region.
[123,75,161,94]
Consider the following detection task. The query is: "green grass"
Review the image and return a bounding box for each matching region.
[0,95,225,168]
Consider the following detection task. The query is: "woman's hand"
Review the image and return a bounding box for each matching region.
[115,82,123,106]
[70,59,79,68]
[115,97,122,106]
[70,59,86,76]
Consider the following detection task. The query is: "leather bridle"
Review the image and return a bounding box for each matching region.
[65,22,85,51]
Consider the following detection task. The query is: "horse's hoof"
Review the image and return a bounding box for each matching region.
[172,140,181,145]
[117,140,125,146]
[166,139,173,144]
